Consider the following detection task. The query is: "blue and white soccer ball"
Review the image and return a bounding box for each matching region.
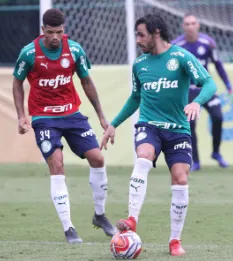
[110,230,142,259]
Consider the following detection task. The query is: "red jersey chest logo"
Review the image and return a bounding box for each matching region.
[32,35,75,90]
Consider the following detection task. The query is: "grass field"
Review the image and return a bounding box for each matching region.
[1,164,233,260]
[1,64,233,260]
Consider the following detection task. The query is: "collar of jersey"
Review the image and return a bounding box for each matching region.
[39,38,62,59]
[149,45,174,58]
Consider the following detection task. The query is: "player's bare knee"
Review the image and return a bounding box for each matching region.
[47,150,64,175]
[137,150,154,161]
[136,144,155,161]
[172,171,188,185]
[171,163,189,185]
[48,159,64,175]
[90,155,104,168]
[86,149,105,168]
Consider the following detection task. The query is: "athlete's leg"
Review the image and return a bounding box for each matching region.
[163,132,192,256]
[190,119,201,171]
[32,119,81,244]
[204,95,228,167]
[63,113,116,236]
[116,124,161,232]
[189,87,201,171]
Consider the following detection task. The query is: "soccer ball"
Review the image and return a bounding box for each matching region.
[110,230,142,259]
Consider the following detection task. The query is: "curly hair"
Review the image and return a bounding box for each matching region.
[43,8,65,26]
[135,14,170,42]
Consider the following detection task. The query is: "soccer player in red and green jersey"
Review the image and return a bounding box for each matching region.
[13,9,116,244]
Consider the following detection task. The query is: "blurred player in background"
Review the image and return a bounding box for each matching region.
[172,14,232,171]
[101,14,216,256]
[12,8,116,244]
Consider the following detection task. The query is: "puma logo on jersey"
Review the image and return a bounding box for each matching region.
[141,66,148,71]
[143,78,178,92]
[40,63,48,69]
[39,75,71,89]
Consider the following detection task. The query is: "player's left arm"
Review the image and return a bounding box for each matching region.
[209,40,232,93]
[74,47,108,130]
[182,51,217,121]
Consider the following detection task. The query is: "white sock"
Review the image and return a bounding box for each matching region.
[89,166,108,215]
[169,185,189,242]
[51,175,74,232]
[129,158,152,222]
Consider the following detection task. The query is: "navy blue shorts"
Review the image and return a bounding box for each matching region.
[32,112,99,160]
[134,123,192,169]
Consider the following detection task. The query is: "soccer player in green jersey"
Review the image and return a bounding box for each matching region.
[101,14,216,256]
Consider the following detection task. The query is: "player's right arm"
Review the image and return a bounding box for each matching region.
[12,47,33,134]
[101,65,141,150]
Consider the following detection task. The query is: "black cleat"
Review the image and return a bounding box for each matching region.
[65,227,83,244]
[92,213,117,237]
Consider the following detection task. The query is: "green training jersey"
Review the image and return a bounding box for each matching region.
[132,45,211,134]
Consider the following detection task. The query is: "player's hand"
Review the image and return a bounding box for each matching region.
[184,102,201,122]
[18,117,31,134]
[99,116,109,131]
[100,125,116,150]
[227,89,233,104]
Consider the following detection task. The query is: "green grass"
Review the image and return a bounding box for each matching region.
[0,164,233,260]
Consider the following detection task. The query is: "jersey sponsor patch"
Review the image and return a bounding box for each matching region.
[41,140,52,153]
[187,61,199,79]
[80,56,87,71]
[17,61,26,75]
[135,56,147,64]
[174,141,192,150]
[44,103,73,113]
[81,129,95,137]
[197,46,206,55]
[170,51,185,57]
[39,75,71,89]
[143,78,178,92]
[69,46,80,53]
[26,48,35,56]
[166,58,179,71]
[60,58,70,68]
